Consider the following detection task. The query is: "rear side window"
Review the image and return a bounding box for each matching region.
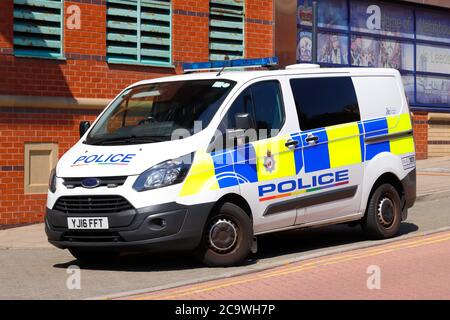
[290,77,360,131]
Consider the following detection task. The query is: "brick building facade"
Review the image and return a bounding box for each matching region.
[0,0,273,225]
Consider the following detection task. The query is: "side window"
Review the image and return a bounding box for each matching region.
[290,77,360,131]
[213,80,285,151]
[251,81,284,133]
[222,81,284,134]
[224,88,254,129]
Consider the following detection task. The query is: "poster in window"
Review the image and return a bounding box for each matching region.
[402,75,415,105]
[416,10,450,44]
[297,0,348,30]
[417,76,450,106]
[417,44,450,75]
[351,36,413,71]
[297,31,312,62]
[350,0,414,39]
[297,0,312,26]
[318,33,348,65]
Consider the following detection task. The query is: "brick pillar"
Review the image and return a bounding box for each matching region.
[412,112,428,160]
[0,0,13,55]
[64,1,106,58]
[172,0,210,72]
[245,0,274,58]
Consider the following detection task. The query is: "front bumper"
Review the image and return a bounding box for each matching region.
[45,201,214,252]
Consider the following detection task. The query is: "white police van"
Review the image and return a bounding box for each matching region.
[46,57,416,266]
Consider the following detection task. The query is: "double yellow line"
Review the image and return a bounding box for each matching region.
[129,231,450,300]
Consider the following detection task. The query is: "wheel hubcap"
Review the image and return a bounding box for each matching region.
[208,219,238,252]
[377,197,395,227]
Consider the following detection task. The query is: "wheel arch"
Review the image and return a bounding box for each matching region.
[209,193,253,222]
[361,152,407,214]
[364,172,405,217]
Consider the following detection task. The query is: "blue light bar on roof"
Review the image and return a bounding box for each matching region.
[182,56,279,73]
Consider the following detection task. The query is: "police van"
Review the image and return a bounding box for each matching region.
[45,57,416,267]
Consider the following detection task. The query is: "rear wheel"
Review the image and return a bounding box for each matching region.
[362,183,402,239]
[196,203,252,267]
[68,248,119,264]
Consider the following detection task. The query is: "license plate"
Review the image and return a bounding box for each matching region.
[67,217,109,230]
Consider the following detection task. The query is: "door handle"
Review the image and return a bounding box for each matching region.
[285,139,299,148]
[305,134,319,144]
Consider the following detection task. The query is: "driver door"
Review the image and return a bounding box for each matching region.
[211,79,302,234]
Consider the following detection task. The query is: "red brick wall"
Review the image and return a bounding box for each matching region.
[0,0,275,225]
[172,0,210,72]
[0,0,13,55]
[245,0,274,58]
[0,108,99,225]
[0,0,275,98]
[65,1,106,57]
[412,112,428,160]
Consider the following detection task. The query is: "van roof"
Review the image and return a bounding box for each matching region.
[128,67,400,89]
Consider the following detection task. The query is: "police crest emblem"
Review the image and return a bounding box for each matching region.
[263,150,275,173]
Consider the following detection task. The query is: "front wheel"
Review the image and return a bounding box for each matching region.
[196,203,253,267]
[362,183,402,239]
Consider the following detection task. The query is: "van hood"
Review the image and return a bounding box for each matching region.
[56,139,199,178]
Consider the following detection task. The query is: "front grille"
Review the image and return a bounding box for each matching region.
[53,195,134,214]
[63,176,127,189]
[62,231,123,242]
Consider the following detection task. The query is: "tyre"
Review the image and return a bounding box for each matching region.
[196,202,253,267]
[69,248,119,264]
[362,183,402,239]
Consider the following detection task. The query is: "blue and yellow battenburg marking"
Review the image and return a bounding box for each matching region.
[178,114,414,198]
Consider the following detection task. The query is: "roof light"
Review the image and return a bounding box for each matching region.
[182,56,279,73]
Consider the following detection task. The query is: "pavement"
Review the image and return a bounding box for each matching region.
[416,156,450,199]
[0,223,52,250]
[0,156,449,299]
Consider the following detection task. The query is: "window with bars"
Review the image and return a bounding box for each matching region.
[209,0,244,61]
[106,0,172,66]
[13,0,63,58]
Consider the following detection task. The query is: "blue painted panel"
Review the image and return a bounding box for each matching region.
[357,121,365,162]
[233,144,258,184]
[301,129,330,173]
[363,118,390,161]
[212,151,239,189]
[290,133,304,174]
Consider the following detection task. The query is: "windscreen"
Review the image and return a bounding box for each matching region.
[85,79,236,145]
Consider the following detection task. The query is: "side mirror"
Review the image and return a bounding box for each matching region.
[235,113,252,130]
[79,121,91,138]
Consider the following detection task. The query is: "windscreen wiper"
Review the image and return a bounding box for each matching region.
[86,135,168,145]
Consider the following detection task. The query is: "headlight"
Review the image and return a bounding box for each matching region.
[49,168,57,193]
[133,154,192,192]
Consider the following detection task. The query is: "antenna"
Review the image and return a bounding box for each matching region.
[217,55,230,77]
